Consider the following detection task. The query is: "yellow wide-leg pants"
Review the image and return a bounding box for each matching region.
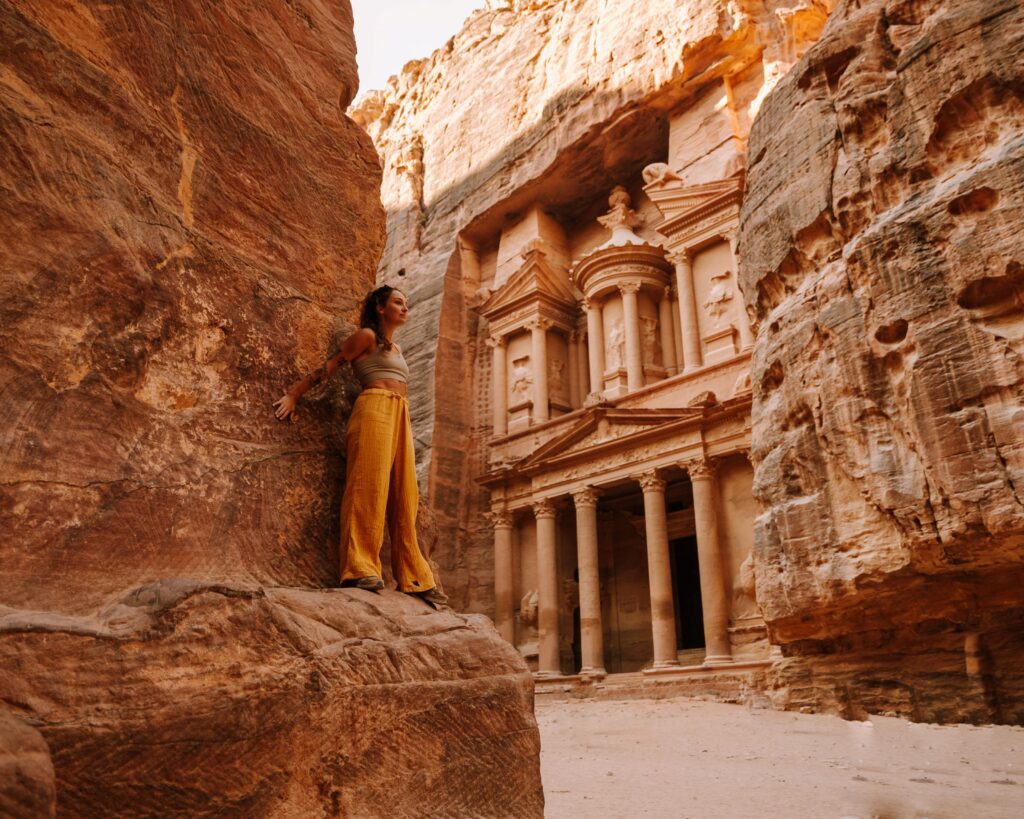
[339,388,436,592]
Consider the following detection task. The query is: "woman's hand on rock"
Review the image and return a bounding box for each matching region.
[273,393,298,422]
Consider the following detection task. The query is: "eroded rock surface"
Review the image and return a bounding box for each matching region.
[740,0,1024,721]
[1,0,382,613]
[0,583,542,817]
[0,712,55,819]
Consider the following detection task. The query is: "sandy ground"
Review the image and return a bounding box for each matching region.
[537,697,1023,818]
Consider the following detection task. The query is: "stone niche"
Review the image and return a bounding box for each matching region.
[739,0,1024,723]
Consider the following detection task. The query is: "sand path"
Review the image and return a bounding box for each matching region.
[537,697,1023,818]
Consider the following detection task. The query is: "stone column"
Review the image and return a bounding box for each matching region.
[577,327,590,398]
[488,334,508,436]
[639,471,679,668]
[528,318,550,423]
[685,457,733,665]
[658,286,678,375]
[533,498,560,675]
[619,281,643,391]
[572,486,606,679]
[568,330,582,408]
[584,298,605,401]
[670,286,684,372]
[724,231,754,351]
[490,508,515,644]
[670,249,703,372]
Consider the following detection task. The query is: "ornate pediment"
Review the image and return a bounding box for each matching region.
[643,172,744,238]
[519,406,702,470]
[478,243,577,321]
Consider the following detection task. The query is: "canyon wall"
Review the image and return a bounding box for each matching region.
[739,0,1024,722]
[0,1,543,813]
[353,0,833,612]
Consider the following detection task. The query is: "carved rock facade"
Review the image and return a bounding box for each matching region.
[739,0,1024,722]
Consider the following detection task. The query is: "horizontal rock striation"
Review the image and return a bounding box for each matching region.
[0,583,542,817]
[739,0,1024,722]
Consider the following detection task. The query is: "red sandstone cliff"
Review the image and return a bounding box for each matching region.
[739,0,1024,722]
[0,1,543,813]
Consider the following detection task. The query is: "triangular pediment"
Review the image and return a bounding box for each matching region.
[479,246,577,319]
[645,174,744,225]
[520,406,702,469]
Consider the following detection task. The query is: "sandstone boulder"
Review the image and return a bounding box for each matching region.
[739,0,1024,721]
[0,583,542,817]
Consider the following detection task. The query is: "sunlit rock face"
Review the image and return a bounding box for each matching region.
[1,0,381,610]
[0,1,543,813]
[740,0,1024,722]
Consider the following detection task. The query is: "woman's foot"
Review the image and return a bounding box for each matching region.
[409,587,449,608]
[341,576,385,591]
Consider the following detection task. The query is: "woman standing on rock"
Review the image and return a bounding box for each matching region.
[273,285,447,607]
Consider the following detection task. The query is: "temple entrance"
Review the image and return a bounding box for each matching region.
[669,535,705,651]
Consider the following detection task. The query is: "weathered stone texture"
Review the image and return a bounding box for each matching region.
[0,712,55,819]
[739,0,1024,721]
[0,583,542,817]
[1,0,382,613]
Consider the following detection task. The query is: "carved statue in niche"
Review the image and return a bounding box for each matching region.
[549,357,566,398]
[704,268,735,325]
[732,553,759,619]
[606,323,625,370]
[520,589,539,628]
[510,356,532,403]
[641,316,660,365]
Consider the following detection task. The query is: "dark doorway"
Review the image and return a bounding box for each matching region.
[669,536,705,650]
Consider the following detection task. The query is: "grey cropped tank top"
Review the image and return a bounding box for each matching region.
[352,343,410,386]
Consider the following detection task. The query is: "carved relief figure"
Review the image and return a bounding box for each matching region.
[732,553,759,620]
[704,269,735,325]
[549,357,566,397]
[511,356,532,403]
[641,316,660,366]
[641,162,682,186]
[606,324,625,370]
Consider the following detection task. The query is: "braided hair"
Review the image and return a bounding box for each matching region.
[359,285,397,351]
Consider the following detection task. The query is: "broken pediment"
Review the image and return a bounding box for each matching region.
[478,243,578,321]
[643,173,744,236]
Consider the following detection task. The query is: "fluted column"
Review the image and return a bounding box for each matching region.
[658,286,678,375]
[490,508,515,644]
[685,457,733,665]
[488,335,508,436]
[533,498,560,675]
[639,471,679,668]
[724,231,754,351]
[619,281,643,391]
[528,318,550,423]
[568,330,582,408]
[572,486,606,679]
[670,249,703,372]
[584,298,605,401]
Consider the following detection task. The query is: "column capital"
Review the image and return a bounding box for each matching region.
[526,317,553,332]
[532,498,559,519]
[636,470,666,493]
[571,486,602,508]
[662,284,674,302]
[568,329,582,344]
[667,248,693,267]
[618,280,642,296]
[486,508,514,528]
[486,334,507,349]
[682,456,716,480]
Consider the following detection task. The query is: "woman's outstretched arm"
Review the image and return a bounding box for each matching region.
[273,328,374,421]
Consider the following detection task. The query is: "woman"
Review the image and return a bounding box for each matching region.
[273,285,447,606]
